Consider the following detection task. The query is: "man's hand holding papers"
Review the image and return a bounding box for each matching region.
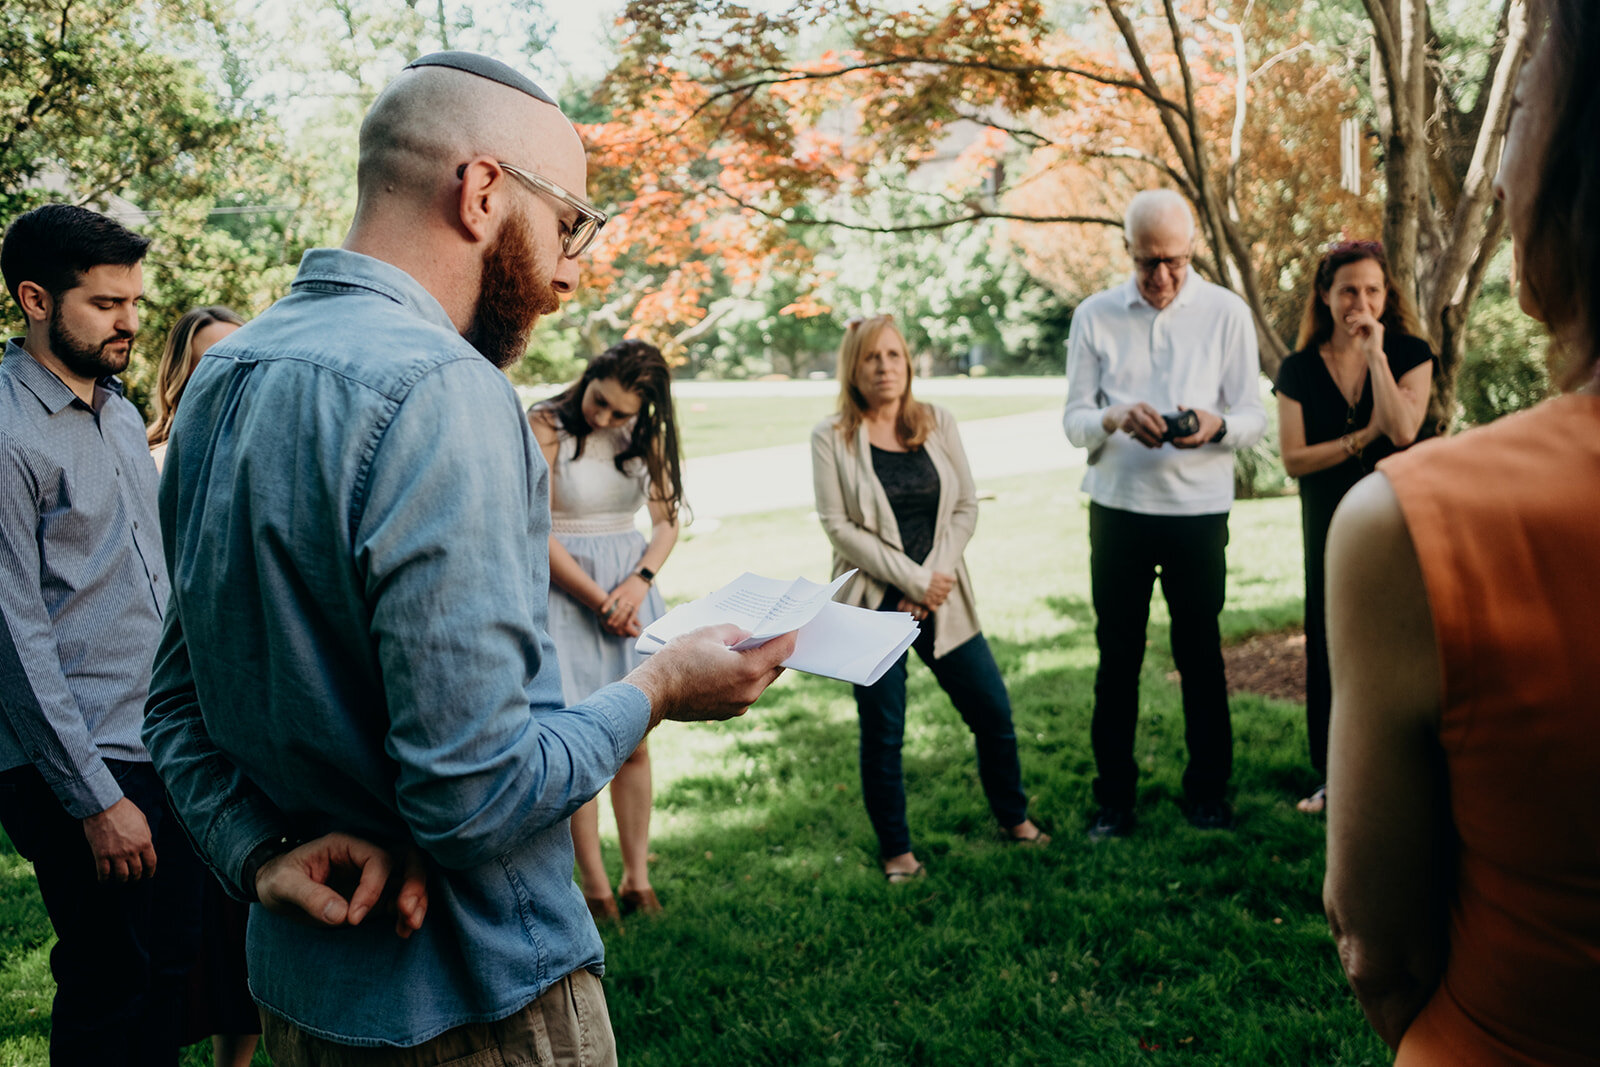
[637,571,921,686]
[628,623,797,727]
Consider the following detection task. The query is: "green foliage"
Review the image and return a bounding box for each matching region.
[1454,249,1550,428]
[1235,378,1292,500]
[0,0,326,416]
[682,189,1078,379]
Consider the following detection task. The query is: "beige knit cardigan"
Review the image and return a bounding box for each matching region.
[809,404,982,660]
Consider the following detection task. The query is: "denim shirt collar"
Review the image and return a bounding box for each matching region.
[2,338,124,415]
[293,248,460,335]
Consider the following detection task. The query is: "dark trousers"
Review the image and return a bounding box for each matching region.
[1303,524,1332,779]
[0,760,204,1066]
[852,613,1029,859]
[1088,503,1233,810]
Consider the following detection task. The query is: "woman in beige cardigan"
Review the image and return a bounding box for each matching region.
[811,314,1047,883]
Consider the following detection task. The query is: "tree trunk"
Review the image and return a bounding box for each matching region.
[1367,0,1528,428]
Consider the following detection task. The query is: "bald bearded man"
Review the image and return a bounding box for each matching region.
[141,53,794,1064]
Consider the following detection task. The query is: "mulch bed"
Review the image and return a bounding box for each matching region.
[1221,627,1306,703]
[1167,627,1307,702]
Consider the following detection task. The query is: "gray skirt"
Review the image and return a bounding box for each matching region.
[547,527,666,706]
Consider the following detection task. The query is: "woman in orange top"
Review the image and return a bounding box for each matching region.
[1322,1,1600,1062]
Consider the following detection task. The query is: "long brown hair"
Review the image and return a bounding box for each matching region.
[1295,242,1428,352]
[1522,0,1599,384]
[833,314,934,449]
[147,305,245,448]
[537,339,685,524]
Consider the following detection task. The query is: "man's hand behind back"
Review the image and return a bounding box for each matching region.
[257,833,429,939]
[630,623,796,725]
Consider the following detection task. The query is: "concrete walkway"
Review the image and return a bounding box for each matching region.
[684,405,1089,520]
[518,377,1090,521]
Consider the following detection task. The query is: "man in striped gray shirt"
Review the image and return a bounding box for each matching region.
[0,204,204,1064]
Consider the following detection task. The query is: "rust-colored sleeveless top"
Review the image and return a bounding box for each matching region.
[1381,395,1600,1066]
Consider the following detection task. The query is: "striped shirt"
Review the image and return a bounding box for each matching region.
[0,339,166,817]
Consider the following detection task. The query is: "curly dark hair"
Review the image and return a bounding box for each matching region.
[539,340,685,523]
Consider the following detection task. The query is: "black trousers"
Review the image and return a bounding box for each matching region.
[0,760,204,1065]
[1088,503,1233,809]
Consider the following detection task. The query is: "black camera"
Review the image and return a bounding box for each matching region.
[1160,410,1199,442]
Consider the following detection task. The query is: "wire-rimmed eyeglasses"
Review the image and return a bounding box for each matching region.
[459,161,608,259]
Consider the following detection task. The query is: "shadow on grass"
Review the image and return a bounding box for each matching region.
[607,596,1385,1066]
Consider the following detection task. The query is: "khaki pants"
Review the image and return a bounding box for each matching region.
[262,970,617,1066]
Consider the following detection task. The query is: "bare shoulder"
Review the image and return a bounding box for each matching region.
[527,404,560,443]
[1326,472,1439,725]
[1328,473,1412,560]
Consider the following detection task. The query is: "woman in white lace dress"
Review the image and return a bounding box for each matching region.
[529,340,684,923]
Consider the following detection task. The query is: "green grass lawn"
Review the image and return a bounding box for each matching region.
[586,472,1378,1065]
[0,462,1371,1065]
[675,393,1060,460]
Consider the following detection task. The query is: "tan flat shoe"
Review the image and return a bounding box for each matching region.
[586,895,623,924]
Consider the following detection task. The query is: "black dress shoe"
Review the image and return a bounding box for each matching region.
[1087,805,1135,841]
[1185,800,1235,831]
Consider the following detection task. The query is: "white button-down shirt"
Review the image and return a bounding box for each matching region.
[1063,272,1266,516]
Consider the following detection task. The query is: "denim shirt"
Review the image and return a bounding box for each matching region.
[0,342,166,817]
[142,248,651,1046]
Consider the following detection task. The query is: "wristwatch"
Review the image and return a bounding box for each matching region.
[242,833,301,901]
[1209,417,1228,444]
[637,566,656,585]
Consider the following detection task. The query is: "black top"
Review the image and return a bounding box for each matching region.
[870,445,940,565]
[1274,332,1435,499]
[1274,331,1436,596]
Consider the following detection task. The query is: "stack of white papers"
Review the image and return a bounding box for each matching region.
[635,570,921,686]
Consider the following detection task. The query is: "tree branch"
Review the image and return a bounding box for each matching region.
[1427,0,1528,327]
[1206,11,1249,224]
[948,108,1055,150]
[1361,0,1404,105]
[1102,1,1199,180]
[718,186,1122,233]
[1087,148,1197,201]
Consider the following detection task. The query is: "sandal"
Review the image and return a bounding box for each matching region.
[1296,785,1327,814]
[1005,823,1051,847]
[619,887,662,916]
[884,862,926,885]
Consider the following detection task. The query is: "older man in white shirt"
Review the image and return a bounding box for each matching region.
[1063,189,1266,840]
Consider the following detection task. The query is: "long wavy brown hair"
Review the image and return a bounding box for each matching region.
[833,314,934,449]
[1295,242,1428,352]
[537,339,685,524]
[146,305,245,448]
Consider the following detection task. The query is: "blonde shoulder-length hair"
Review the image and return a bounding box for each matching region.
[833,314,935,449]
[146,305,245,448]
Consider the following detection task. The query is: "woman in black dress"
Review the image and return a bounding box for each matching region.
[1274,242,1435,813]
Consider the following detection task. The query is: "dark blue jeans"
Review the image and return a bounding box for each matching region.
[0,760,204,1066]
[1088,503,1233,810]
[852,614,1029,859]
